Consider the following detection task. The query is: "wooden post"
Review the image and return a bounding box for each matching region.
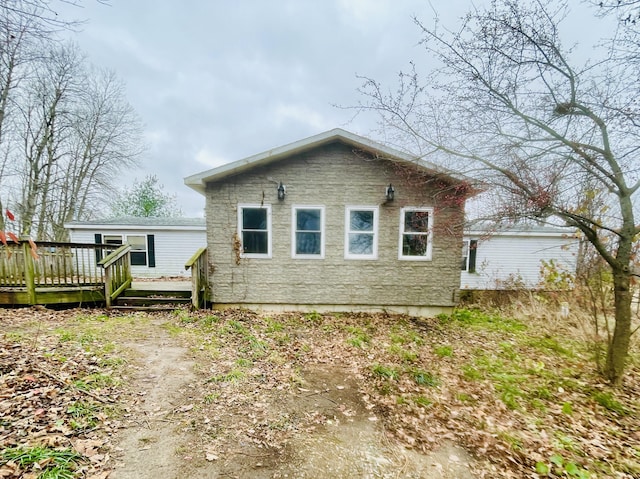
[22,241,36,305]
[104,263,112,308]
[185,247,208,310]
[191,266,200,309]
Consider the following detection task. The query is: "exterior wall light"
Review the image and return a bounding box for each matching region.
[385,184,395,201]
[277,182,286,201]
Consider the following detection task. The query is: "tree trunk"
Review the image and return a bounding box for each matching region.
[606,267,632,385]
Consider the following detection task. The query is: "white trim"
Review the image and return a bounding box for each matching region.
[461,239,470,271]
[102,233,149,266]
[464,229,575,238]
[398,207,433,261]
[238,204,272,259]
[65,224,205,231]
[291,205,325,259]
[344,206,378,260]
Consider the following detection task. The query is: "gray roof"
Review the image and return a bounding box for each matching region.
[465,221,577,236]
[64,217,205,230]
[184,128,471,195]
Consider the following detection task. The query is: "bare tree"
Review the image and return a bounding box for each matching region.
[357,0,639,384]
[0,0,112,234]
[0,1,45,232]
[15,42,82,236]
[9,42,143,240]
[50,67,143,240]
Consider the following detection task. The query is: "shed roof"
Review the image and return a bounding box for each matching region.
[64,217,205,231]
[465,221,577,237]
[184,128,468,195]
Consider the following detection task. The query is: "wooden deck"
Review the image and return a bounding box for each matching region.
[0,241,209,309]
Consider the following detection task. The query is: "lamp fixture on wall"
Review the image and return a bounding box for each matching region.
[385,183,395,201]
[277,182,286,201]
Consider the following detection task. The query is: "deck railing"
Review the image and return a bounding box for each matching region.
[0,241,108,288]
[98,244,132,308]
[185,247,209,309]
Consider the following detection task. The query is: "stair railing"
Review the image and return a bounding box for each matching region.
[185,247,209,309]
[98,244,132,308]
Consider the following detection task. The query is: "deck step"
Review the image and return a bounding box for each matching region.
[112,287,192,311]
[110,304,188,312]
[115,296,191,306]
[122,289,191,298]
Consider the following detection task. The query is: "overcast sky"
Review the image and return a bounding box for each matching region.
[55,0,609,217]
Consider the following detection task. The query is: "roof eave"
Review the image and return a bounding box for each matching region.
[184,128,471,195]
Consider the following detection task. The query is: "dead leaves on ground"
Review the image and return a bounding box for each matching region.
[1,306,639,478]
[0,309,123,478]
[177,309,640,479]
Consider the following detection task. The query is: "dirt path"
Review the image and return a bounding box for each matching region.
[111,324,197,479]
[109,320,476,479]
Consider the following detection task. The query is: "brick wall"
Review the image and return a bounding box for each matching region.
[205,142,464,311]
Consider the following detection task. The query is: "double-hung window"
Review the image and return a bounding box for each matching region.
[239,204,271,258]
[101,234,149,265]
[399,207,433,260]
[292,206,324,258]
[345,207,378,259]
[127,235,148,266]
[461,239,478,272]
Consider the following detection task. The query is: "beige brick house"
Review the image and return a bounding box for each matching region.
[184,129,472,316]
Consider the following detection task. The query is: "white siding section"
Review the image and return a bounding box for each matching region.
[68,228,206,278]
[460,233,579,290]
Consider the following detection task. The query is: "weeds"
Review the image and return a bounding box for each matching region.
[434,345,453,357]
[67,401,100,430]
[1,446,83,479]
[410,368,440,387]
[371,364,399,380]
[438,308,527,333]
[345,326,371,348]
[412,395,433,408]
[388,344,417,362]
[591,391,628,415]
[208,369,246,383]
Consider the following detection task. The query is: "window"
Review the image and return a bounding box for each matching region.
[239,205,271,258]
[94,233,155,267]
[292,206,324,258]
[103,234,123,246]
[399,208,433,260]
[345,207,378,259]
[103,234,123,256]
[128,235,147,266]
[461,239,477,272]
[461,240,469,270]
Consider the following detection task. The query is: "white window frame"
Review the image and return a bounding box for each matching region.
[398,207,433,261]
[461,239,470,271]
[238,204,272,259]
[292,205,325,259]
[127,234,148,266]
[102,234,148,265]
[345,206,378,260]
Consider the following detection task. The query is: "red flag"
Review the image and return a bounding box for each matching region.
[5,209,14,221]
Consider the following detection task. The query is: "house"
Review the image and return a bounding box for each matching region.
[64,217,578,292]
[64,217,206,278]
[461,224,579,290]
[184,128,474,316]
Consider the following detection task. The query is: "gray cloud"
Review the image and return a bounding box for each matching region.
[58,0,604,216]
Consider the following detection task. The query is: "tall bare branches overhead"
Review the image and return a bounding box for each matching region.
[358,0,639,384]
[0,0,142,240]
